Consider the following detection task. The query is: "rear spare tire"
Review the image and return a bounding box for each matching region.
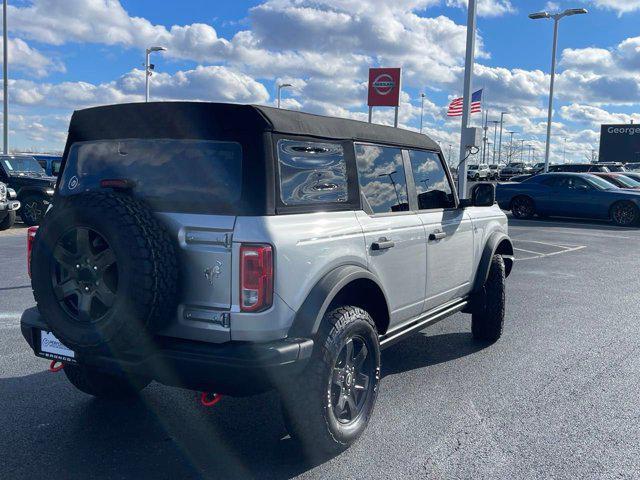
[31,192,178,355]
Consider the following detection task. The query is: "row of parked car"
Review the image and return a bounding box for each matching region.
[0,154,61,229]
[497,169,640,226]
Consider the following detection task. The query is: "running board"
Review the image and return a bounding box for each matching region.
[379,298,469,349]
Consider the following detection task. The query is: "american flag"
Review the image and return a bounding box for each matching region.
[447,89,483,117]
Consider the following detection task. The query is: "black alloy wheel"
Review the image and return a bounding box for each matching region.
[611,202,639,227]
[21,196,48,226]
[329,335,375,425]
[511,196,535,219]
[51,227,118,323]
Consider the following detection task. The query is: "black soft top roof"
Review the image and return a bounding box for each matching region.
[67,102,440,152]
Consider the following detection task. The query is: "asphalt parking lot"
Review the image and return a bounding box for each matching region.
[2,216,640,480]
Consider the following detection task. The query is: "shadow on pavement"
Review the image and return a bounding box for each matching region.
[508,215,639,232]
[1,332,486,480]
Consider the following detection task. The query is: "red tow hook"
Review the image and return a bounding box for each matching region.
[200,392,223,407]
[49,360,65,373]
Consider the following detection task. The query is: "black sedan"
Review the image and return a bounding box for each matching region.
[496,173,640,226]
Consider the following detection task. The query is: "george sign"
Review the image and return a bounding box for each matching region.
[599,124,640,163]
[367,68,401,107]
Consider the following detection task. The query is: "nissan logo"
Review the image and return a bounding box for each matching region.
[372,74,396,96]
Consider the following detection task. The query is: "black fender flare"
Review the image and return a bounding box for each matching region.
[472,232,514,293]
[288,264,390,338]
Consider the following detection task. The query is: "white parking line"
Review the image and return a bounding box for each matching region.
[510,226,636,240]
[514,245,586,261]
[514,247,545,255]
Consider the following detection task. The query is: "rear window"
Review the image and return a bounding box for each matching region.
[60,139,242,213]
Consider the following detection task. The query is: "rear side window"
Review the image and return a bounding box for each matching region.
[277,139,348,205]
[60,139,242,214]
[355,144,409,214]
[407,150,455,210]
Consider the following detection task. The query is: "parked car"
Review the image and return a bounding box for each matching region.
[590,172,640,190]
[621,172,640,183]
[0,181,20,230]
[21,102,514,455]
[489,164,500,179]
[0,155,56,225]
[598,162,626,172]
[34,154,63,177]
[625,162,640,172]
[548,163,610,173]
[499,162,529,180]
[497,172,640,226]
[467,163,491,180]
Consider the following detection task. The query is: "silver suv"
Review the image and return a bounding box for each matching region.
[21,103,514,456]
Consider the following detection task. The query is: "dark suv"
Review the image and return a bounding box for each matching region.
[0,155,56,225]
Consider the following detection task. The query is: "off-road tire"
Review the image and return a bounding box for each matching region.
[472,255,506,343]
[64,363,150,399]
[0,210,15,230]
[31,192,178,355]
[281,306,381,458]
[20,195,48,226]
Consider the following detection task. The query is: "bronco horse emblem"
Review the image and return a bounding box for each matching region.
[204,261,223,285]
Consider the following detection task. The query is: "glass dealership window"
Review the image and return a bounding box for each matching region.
[277,140,348,205]
[355,144,409,214]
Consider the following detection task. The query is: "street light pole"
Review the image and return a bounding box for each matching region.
[277,83,292,109]
[419,93,425,133]
[520,139,526,162]
[497,112,507,164]
[457,0,478,199]
[145,46,166,102]
[563,137,567,163]
[491,120,499,164]
[530,8,588,173]
[3,0,8,154]
[482,110,489,164]
[507,131,516,162]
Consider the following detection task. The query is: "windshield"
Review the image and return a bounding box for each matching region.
[469,165,478,169]
[1,156,46,174]
[614,175,640,187]
[506,163,523,168]
[587,175,620,190]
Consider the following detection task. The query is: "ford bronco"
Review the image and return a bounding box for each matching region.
[21,102,513,455]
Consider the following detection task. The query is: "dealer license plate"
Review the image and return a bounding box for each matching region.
[39,331,76,362]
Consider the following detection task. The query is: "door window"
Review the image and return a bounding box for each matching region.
[407,150,455,210]
[355,144,409,214]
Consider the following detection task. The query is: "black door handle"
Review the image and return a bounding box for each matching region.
[371,237,395,251]
[429,231,447,241]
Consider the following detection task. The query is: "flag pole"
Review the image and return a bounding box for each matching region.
[456,0,478,199]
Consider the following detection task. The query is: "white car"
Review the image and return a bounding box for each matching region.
[467,164,491,180]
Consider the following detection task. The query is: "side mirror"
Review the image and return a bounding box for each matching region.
[471,183,496,207]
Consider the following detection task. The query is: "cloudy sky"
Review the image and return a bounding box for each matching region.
[4,0,640,164]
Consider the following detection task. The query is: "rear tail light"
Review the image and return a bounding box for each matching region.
[27,226,38,277]
[240,244,273,312]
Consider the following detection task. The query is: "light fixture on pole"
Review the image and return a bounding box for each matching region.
[529,7,588,173]
[3,0,8,154]
[419,93,426,134]
[145,46,167,102]
[277,83,292,109]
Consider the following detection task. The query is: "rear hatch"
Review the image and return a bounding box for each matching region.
[58,138,244,342]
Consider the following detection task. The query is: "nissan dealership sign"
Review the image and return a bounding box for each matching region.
[599,124,640,163]
[367,68,401,107]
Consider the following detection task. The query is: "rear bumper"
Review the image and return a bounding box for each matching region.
[21,307,314,396]
[0,200,20,211]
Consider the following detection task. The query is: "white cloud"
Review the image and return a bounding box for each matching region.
[0,38,64,78]
[591,0,640,15]
[446,0,516,17]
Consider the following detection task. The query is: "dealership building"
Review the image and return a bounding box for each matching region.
[599,124,640,163]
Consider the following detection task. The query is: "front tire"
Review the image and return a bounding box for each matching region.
[63,363,150,399]
[511,196,535,219]
[472,255,506,343]
[0,210,15,230]
[281,306,381,457]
